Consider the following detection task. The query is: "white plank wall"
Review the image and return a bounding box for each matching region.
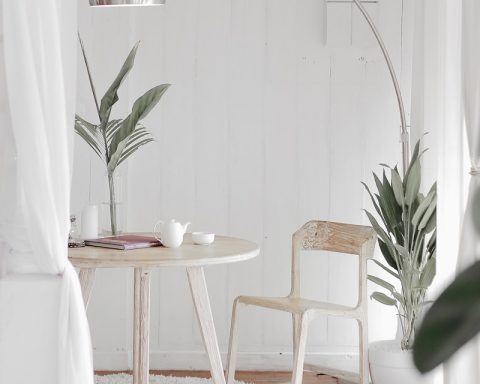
[73,0,412,370]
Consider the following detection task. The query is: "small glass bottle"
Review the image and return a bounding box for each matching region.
[68,214,85,248]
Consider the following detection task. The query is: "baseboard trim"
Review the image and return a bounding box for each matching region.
[93,350,359,373]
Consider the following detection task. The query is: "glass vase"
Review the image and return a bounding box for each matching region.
[100,170,124,236]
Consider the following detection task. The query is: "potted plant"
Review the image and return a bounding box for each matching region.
[75,36,169,235]
[363,139,437,384]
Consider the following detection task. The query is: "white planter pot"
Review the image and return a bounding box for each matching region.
[369,340,436,384]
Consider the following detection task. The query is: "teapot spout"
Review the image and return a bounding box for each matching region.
[183,222,191,234]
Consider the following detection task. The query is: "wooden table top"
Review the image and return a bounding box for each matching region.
[68,233,260,268]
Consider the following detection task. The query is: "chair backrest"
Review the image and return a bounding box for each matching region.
[294,221,376,255]
[290,220,376,299]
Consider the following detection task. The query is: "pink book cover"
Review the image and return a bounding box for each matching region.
[85,235,161,250]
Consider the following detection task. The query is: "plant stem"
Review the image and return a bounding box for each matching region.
[101,122,110,162]
[108,171,117,235]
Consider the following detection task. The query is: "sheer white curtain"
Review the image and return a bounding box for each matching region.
[1,1,93,383]
[446,1,480,383]
[410,0,480,383]
[411,0,465,293]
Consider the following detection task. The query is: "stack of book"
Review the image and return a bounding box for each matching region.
[85,235,161,250]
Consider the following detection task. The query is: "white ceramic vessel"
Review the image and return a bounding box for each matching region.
[192,232,215,245]
[369,340,436,384]
[81,205,98,239]
[154,219,190,248]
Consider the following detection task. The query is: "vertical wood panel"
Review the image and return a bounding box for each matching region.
[296,0,330,348]
[262,0,299,349]
[155,0,198,351]
[226,0,267,349]
[192,0,231,347]
[327,49,365,347]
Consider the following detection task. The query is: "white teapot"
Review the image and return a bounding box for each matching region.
[154,219,190,248]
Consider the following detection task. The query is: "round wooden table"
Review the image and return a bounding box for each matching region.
[69,233,259,384]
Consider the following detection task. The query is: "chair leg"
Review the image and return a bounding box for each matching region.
[292,313,309,384]
[358,318,369,384]
[226,298,242,384]
[292,313,301,362]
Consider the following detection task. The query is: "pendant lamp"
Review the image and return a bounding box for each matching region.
[89,0,165,6]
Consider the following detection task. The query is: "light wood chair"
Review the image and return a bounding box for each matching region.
[226,221,376,384]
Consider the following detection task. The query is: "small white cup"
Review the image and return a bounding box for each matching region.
[192,232,215,245]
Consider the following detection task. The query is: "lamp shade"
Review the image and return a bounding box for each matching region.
[90,0,165,6]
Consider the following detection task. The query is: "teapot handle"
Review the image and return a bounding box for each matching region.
[153,220,164,243]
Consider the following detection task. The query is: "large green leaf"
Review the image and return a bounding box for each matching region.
[427,229,436,256]
[418,257,436,289]
[364,210,391,247]
[405,160,421,206]
[404,140,420,185]
[99,42,140,124]
[375,192,396,234]
[378,238,398,271]
[424,211,436,234]
[392,291,405,306]
[412,189,435,227]
[373,173,386,207]
[418,196,436,230]
[134,84,170,121]
[391,168,405,207]
[371,259,399,279]
[109,84,170,157]
[371,291,397,306]
[413,261,480,373]
[362,181,387,227]
[379,171,402,233]
[368,275,395,293]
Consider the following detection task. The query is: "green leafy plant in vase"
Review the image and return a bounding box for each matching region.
[363,139,437,350]
[75,36,169,235]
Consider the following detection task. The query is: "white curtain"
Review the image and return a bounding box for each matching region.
[410,0,465,294]
[410,0,480,383]
[445,0,480,382]
[0,1,93,383]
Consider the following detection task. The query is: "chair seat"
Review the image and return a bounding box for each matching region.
[237,295,363,318]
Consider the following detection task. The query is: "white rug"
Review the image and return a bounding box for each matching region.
[95,374,250,384]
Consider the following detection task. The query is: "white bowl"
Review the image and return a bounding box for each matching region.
[192,232,215,245]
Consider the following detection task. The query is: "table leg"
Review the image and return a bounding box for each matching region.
[186,266,226,384]
[133,268,151,384]
[78,268,96,309]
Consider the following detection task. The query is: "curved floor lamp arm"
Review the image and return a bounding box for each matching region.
[352,0,410,176]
